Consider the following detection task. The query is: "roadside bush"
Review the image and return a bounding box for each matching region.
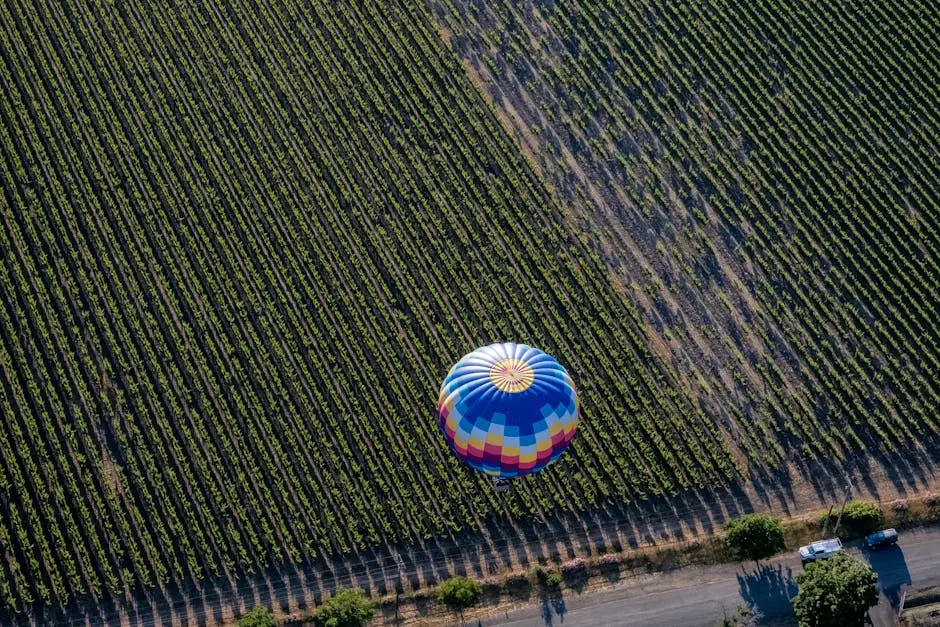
[315,589,374,627]
[533,564,563,588]
[723,514,785,564]
[545,572,562,589]
[891,498,910,513]
[532,564,548,583]
[924,491,938,507]
[841,500,883,535]
[504,571,528,586]
[438,576,481,612]
[597,553,621,577]
[561,557,587,576]
[238,606,275,627]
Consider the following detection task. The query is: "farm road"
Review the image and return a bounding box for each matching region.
[484,525,940,627]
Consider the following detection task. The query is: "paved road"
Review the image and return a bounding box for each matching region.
[484,525,940,627]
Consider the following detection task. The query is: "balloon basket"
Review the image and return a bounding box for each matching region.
[493,477,513,493]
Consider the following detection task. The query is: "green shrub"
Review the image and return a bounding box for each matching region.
[532,564,547,583]
[238,606,275,627]
[438,576,481,611]
[841,501,883,535]
[315,588,374,627]
[545,572,562,589]
[723,514,785,564]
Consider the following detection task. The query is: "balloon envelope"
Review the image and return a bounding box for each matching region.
[437,343,579,478]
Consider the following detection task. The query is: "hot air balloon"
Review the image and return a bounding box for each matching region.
[437,343,579,489]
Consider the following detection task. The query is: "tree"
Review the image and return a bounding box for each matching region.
[438,575,482,613]
[792,553,878,627]
[723,514,785,565]
[238,606,275,627]
[315,588,374,627]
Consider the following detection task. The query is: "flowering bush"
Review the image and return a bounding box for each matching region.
[891,498,909,512]
[561,557,587,575]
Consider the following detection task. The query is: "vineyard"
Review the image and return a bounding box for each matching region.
[0,0,935,617]
[429,0,940,464]
[0,0,736,612]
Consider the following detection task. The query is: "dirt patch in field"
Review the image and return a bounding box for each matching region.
[99,448,124,495]
[429,0,940,479]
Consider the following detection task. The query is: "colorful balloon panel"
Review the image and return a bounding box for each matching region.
[437,343,579,478]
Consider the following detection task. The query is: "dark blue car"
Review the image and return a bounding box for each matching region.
[864,528,898,549]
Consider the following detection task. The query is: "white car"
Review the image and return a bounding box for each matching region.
[799,538,843,563]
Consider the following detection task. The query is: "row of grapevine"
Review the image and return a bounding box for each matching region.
[0,0,735,612]
[428,0,938,467]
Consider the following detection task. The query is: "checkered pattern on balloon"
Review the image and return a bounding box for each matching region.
[437,343,579,478]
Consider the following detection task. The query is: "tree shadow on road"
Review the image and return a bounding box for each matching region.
[538,585,567,626]
[542,593,568,626]
[737,564,798,620]
[863,545,911,607]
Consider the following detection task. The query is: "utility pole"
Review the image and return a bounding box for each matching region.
[833,474,854,534]
[822,504,834,536]
[394,551,406,625]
